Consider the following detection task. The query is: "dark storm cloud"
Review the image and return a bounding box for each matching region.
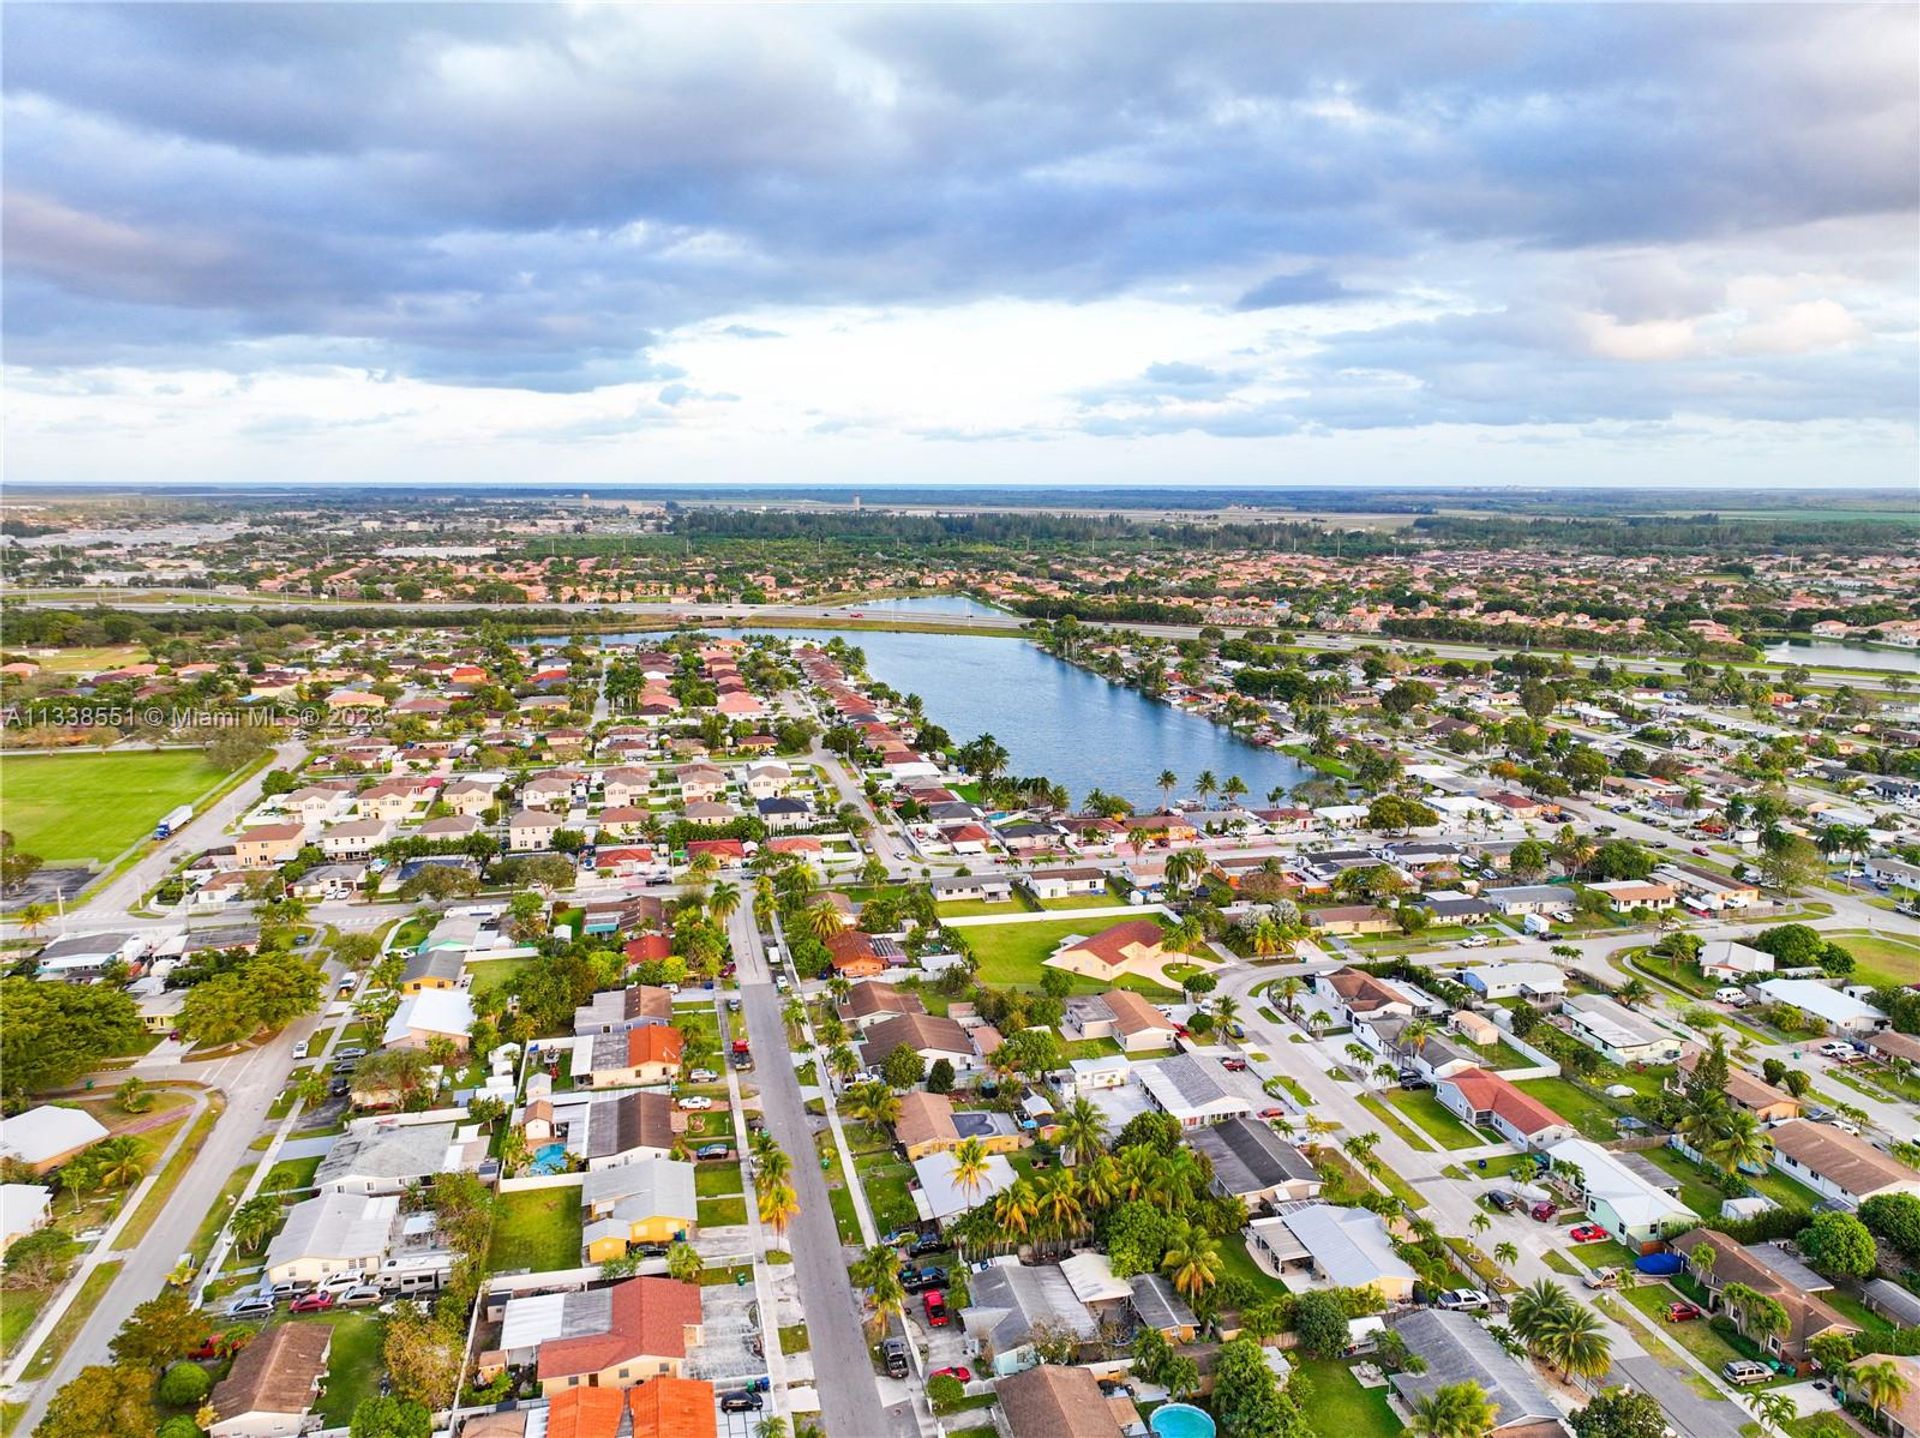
[3,3,1914,420]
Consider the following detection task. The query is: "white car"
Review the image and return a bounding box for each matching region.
[1819,1041,1859,1060]
[688,1068,718,1083]
[678,1096,715,1111]
[1436,1288,1490,1312]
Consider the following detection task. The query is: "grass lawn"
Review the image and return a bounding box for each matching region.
[1217,1233,1289,1298]
[1635,1146,1728,1218]
[1379,1087,1485,1150]
[695,1164,743,1198]
[936,898,1030,919]
[22,1260,120,1379]
[1826,930,1920,987]
[0,1287,51,1361]
[0,750,227,862]
[299,1311,383,1427]
[466,957,535,995]
[960,916,1176,995]
[1566,1238,1636,1271]
[1358,1093,1438,1154]
[1513,1077,1626,1141]
[1290,1357,1404,1438]
[261,1155,322,1193]
[1036,892,1126,911]
[1620,1282,1781,1380]
[486,1188,583,1273]
[699,1196,748,1228]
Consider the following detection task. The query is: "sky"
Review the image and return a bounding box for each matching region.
[4,3,1917,490]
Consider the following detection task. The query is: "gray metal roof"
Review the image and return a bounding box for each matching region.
[1389,1308,1559,1429]
[1190,1116,1316,1197]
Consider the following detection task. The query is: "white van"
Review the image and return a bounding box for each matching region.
[1713,987,1748,1005]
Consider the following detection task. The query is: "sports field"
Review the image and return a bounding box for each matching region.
[0,750,226,861]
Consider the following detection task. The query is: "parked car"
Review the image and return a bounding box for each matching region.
[1819,1041,1859,1060]
[1582,1268,1622,1291]
[1666,1302,1703,1322]
[923,1291,950,1327]
[899,1266,947,1293]
[291,1040,309,1060]
[903,1234,945,1259]
[1691,846,1711,857]
[678,1096,714,1110]
[318,1272,367,1294]
[336,1285,384,1308]
[1398,1074,1434,1092]
[1259,1107,1286,1120]
[225,1294,275,1319]
[882,1337,911,1378]
[1436,1288,1490,1311]
[1220,1057,1248,1072]
[1529,1200,1557,1222]
[732,1052,755,1071]
[695,1143,733,1161]
[689,1068,718,1083]
[720,1391,764,1413]
[1459,934,1491,949]
[1484,1191,1519,1214]
[1714,987,1749,1005]
[335,1046,368,1061]
[329,1078,351,1098]
[1722,1360,1771,1386]
[929,1366,973,1384]
[289,1292,335,1313]
[1568,1224,1609,1243]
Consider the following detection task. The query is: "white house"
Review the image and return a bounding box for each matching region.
[912,1150,1017,1228]
[0,1184,51,1251]
[1769,1120,1920,1208]
[1547,1138,1693,1249]
[264,1192,399,1285]
[1135,1055,1252,1129]
[1561,993,1684,1065]
[1751,980,1888,1037]
[1700,940,1774,982]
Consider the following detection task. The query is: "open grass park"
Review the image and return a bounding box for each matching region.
[0,749,227,862]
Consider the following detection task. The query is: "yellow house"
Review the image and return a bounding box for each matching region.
[1043,920,1170,984]
[581,1158,698,1263]
[893,1090,1024,1163]
[234,822,309,869]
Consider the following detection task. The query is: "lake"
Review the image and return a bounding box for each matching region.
[1761,639,1920,675]
[591,595,1312,807]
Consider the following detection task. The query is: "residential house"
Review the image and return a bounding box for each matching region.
[928,874,1012,905]
[1841,1356,1920,1438]
[1459,963,1567,1004]
[836,981,926,1032]
[1546,1138,1694,1249]
[264,1191,399,1285]
[573,1026,684,1088]
[1561,993,1684,1065]
[858,1013,978,1076]
[892,1090,1023,1163]
[626,1377,720,1438]
[1189,1116,1322,1206]
[235,822,309,869]
[1483,885,1579,920]
[994,1362,1126,1438]
[825,929,905,978]
[1435,1068,1575,1150]
[962,1259,1100,1377]
[1751,980,1888,1037]
[1673,1230,1859,1372]
[0,1106,110,1175]
[282,785,351,824]
[1313,967,1423,1027]
[418,815,483,843]
[508,810,565,851]
[208,1321,332,1438]
[1247,1205,1419,1301]
[320,818,389,860]
[911,1149,1017,1228]
[1,1185,51,1251]
[581,1158,699,1262]
[399,949,465,993]
[1024,866,1108,901]
[1583,879,1679,914]
[574,986,674,1035]
[1769,1119,1920,1207]
[1305,904,1400,937]
[314,1116,488,1195]
[498,1277,705,1396]
[33,929,148,977]
[674,765,726,802]
[743,762,793,799]
[1060,990,1177,1053]
[1670,1051,1800,1123]
[1700,940,1776,982]
[599,767,653,808]
[442,779,497,815]
[1136,1054,1252,1129]
[1043,920,1170,984]
[383,989,475,1051]
[1387,1308,1567,1438]
[755,796,812,832]
[679,801,737,828]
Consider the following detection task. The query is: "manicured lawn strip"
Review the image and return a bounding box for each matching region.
[1380,1087,1485,1150]
[485,1188,583,1273]
[1512,1077,1625,1141]
[1566,1238,1635,1271]
[695,1164,744,1198]
[1358,1093,1437,1154]
[262,1154,323,1194]
[23,1260,121,1378]
[698,1197,748,1228]
[958,917,1176,995]
[466,957,535,995]
[1217,1233,1288,1298]
[0,750,227,862]
[936,898,1032,919]
[1290,1357,1405,1438]
[779,1322,812,1355]
[0,1288,51,1360]
[1819,1286,1893,1336]
[299,1311,382,1427]
[1621,1282,1796,1388]
[1633,1146,1726,1218]
[118,1097,222,1247]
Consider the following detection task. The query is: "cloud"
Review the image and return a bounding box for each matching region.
[1234,267,1362,309]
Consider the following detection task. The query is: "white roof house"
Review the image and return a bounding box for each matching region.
[0,1106,110,1171]
[911,1150,1018,1226]
[1,1184,51,1248]
[265,1192,399,1283]
[1458,963,1567,1001]
[1700,940,1774,979]
[1548,1138,1693,1246]
[1135,1055,1252,1128]
[1273,1205,1418,1299]
[1752,980,1888,1035]
[383,989,477,1048]
[1562,993,1684,1065]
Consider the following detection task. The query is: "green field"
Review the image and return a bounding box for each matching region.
[1378,1086,1486,1150]
[959,916,1176,995]
[485,1187,582,1273]
[1514,1077,1626,1141]
[0,750,226,862]
[1290,1357,1404,1438]
[1828,930,1920,987]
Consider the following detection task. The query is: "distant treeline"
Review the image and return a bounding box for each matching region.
[1006,596,1205,625]
[0,604,594,649]
[1410,514,1918,556]
[1380,615,1759,660]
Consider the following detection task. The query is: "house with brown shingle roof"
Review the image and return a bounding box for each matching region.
[1061,989,1176,1053]
[859,1013,979,1075]
[836,980,926,1031]
[995,1362,1126,1438]
[1669,1050,1800,1123]
[208,1321,332,1438]
[1770,1119,1920,1207]
[1673,1229,1860,1372]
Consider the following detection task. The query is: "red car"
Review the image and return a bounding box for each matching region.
[929,1366,973,1384]
[1691,846,1711,857]
[289,1292,335,1314]
[1529,1201,1557,1222]
[1568,1225,1609,1243]
[1665,1302,1702,1322]
[923,1291,950,1328]
[1259,1107,1286,1120]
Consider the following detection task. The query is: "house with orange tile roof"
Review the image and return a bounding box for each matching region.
[1435,1068,1575,1150]
[497,1277,704,1396]
[1043,920,1171,984]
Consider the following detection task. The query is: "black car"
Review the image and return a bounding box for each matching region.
[1397,1074,1433,1091]
[720,1391,764,1413]
[328,1078,351,1098]
[899,1265,947,1292]
[1484,1191,1519,1214]
[882,1337,910,1378]
[904,1234,944,1259]
[636,1244,669,1259]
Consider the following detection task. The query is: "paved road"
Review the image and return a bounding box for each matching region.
[728,907,908,1438]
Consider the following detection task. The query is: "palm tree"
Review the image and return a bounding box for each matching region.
[852,1245,907,1337]
[1493,1241,1519,1271]
[1032,1172,1086,1253]
[1701,1109,1774,1179]
[1212,995,1241,1033]
[1616,977,1652,1009]
[1194,771,1218,807]
[1471,1210,1492,1239]
[949,1138,992,1207]
[231,1195,282,1252]
[92,1136,147,1190]
[1849,1358,1912,1428]
[757,1179,799,1244]
[1160,1220,1224,1303]
[1057,1097,1107,1167]
[16,902,52,937]
[1508,1279,1573,1353]
[1222,776,1248,807]
[847,1080,900,1130]
[1157,770,1179,810]
[288,1066,329,1111]
[1274,975,1304,1017]
[1399,1017,1436,1060]
[990,1182,1038,1248]
[708,881,742,926]
[1537,1303,1611,1381]
[805,900,844,942]
[1407,1381,1498,1438]
[1750,1390,1798,1436]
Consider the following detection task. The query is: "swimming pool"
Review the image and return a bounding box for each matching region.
[527,1142,569,1175]
[1149,1403,1217,1438]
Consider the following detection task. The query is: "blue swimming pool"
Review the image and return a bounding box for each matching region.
[527,1142,569,1175]
[1150,1403,1217,1438]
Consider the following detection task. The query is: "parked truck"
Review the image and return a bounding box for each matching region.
[154,803,194,839]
